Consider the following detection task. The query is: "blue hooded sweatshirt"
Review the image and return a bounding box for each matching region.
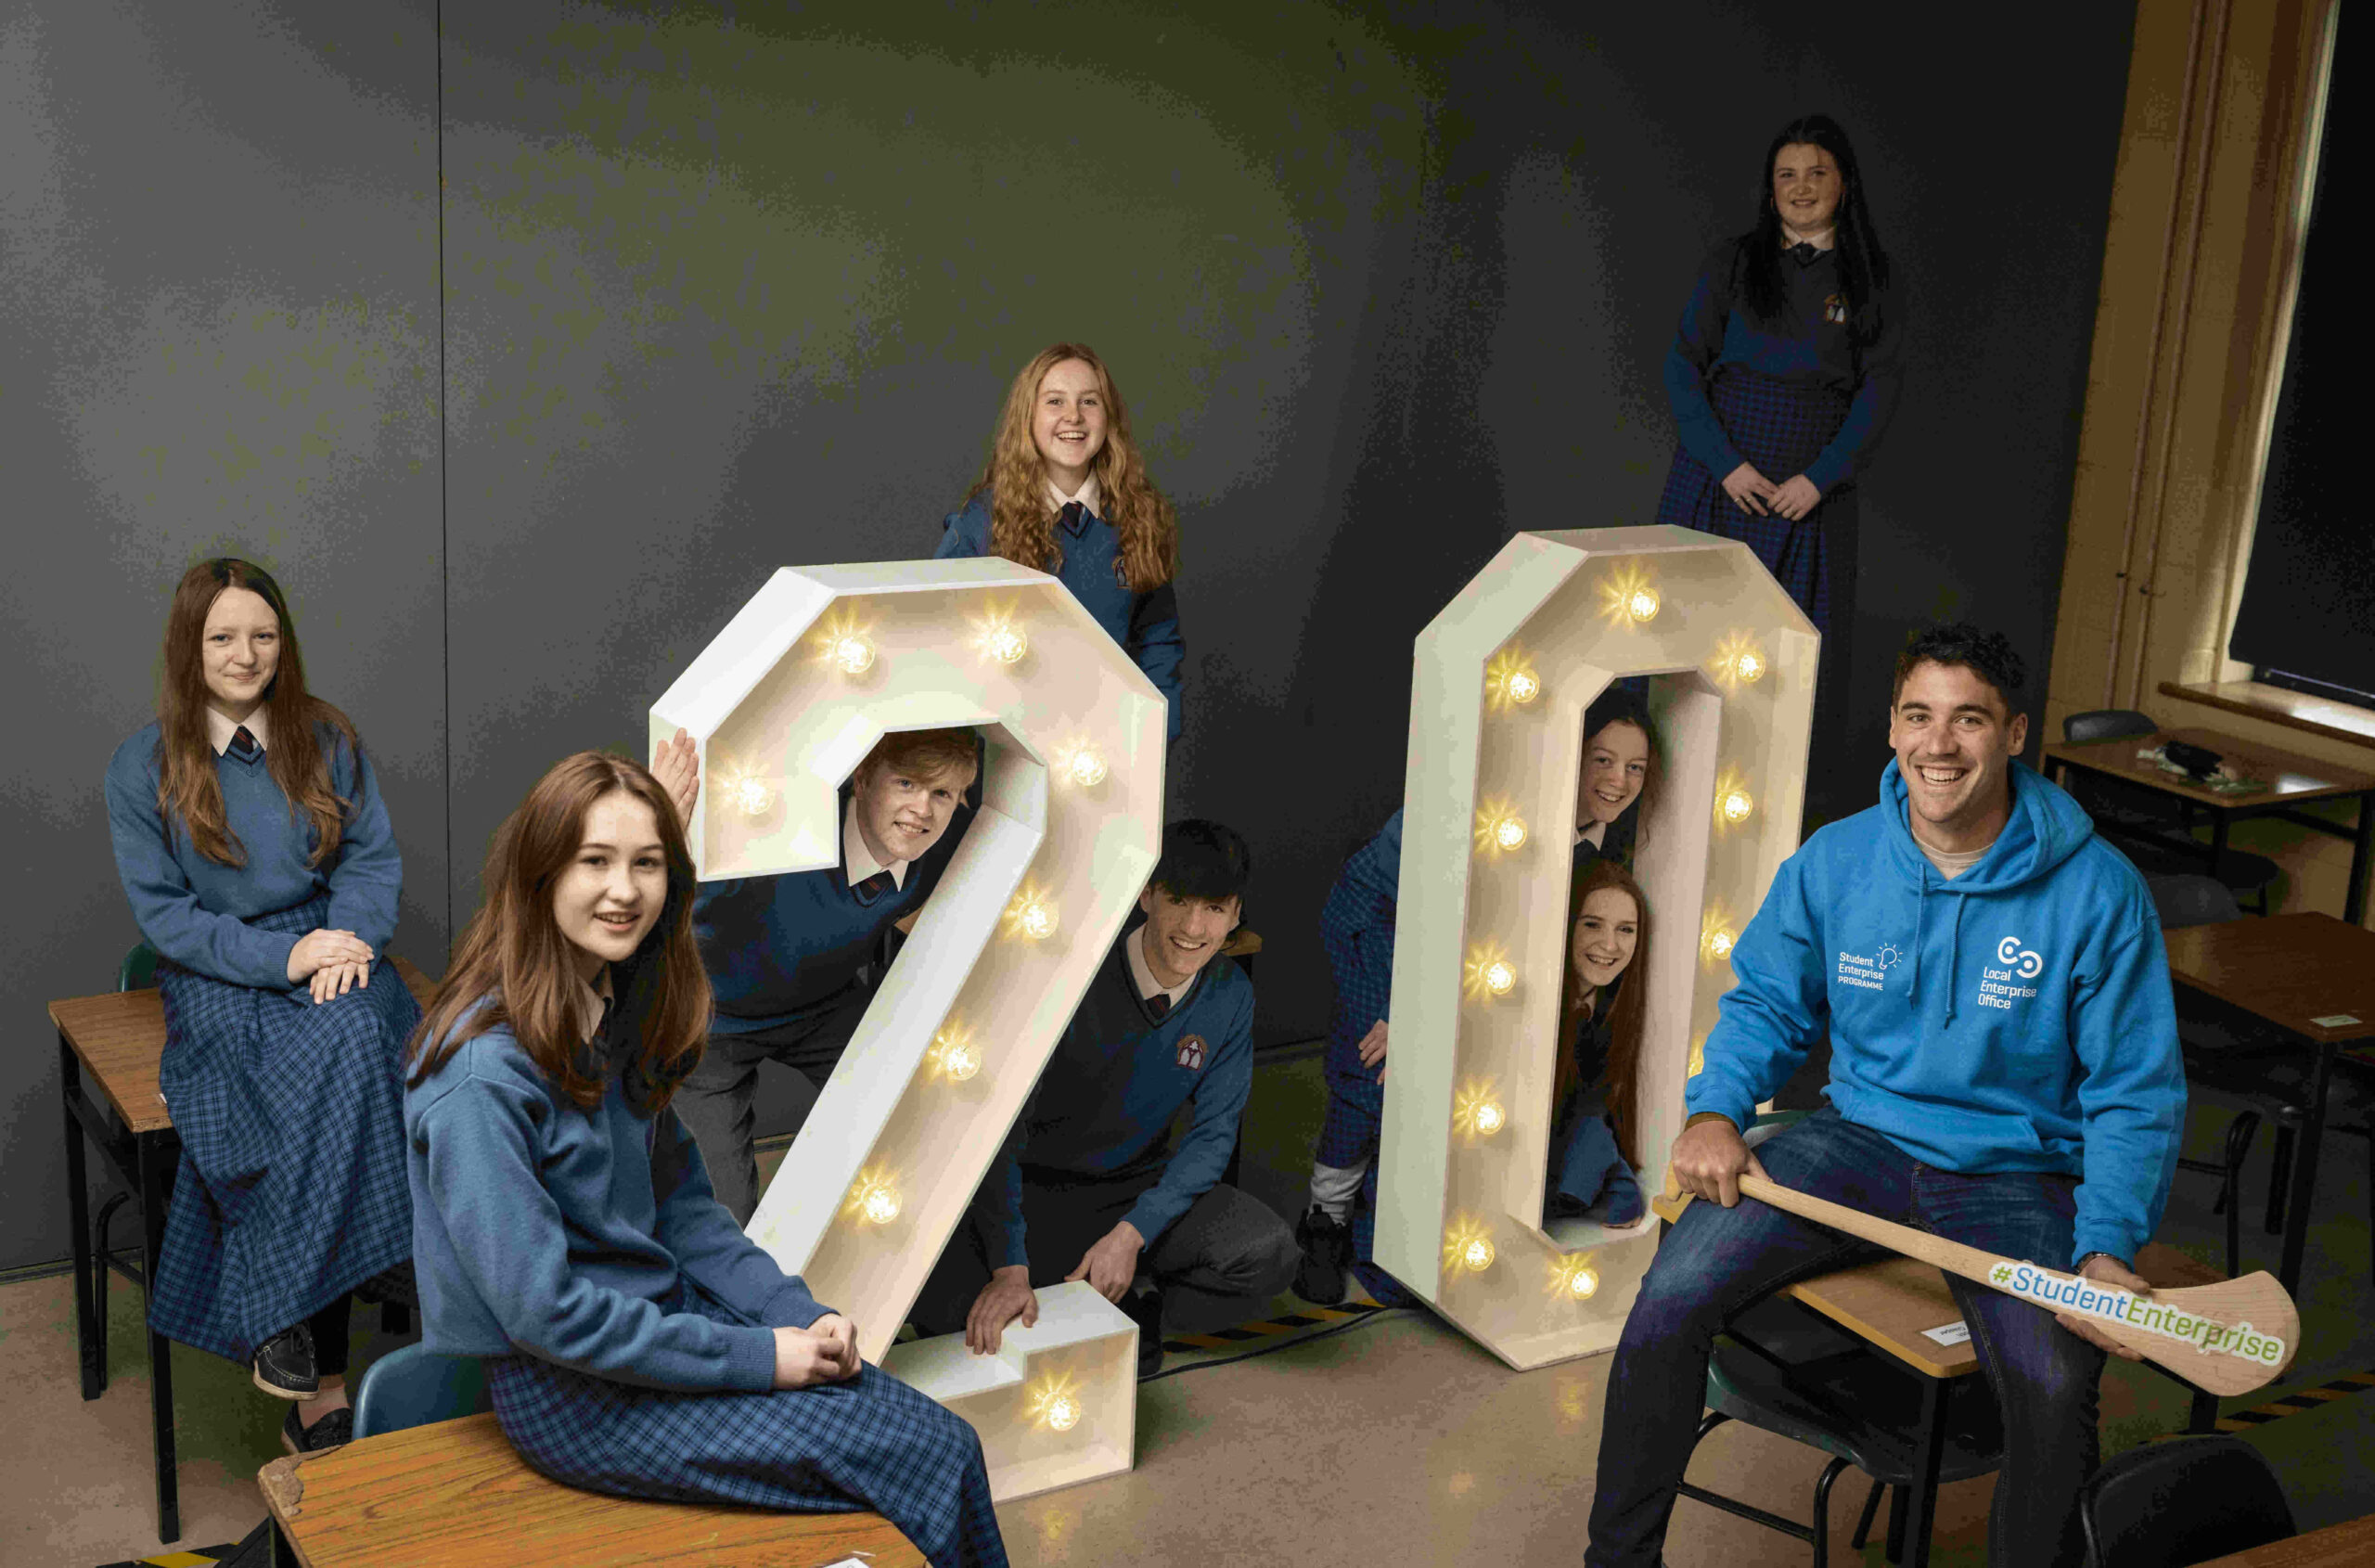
[1686,758,2186,1266]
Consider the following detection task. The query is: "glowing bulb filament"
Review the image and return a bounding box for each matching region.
[1722,789,1754,824]
[1006,885,1060,941]
[984,623,1027,665]
[1507,670,1540,701]
[1549,1251,1601,1299]
[1484,960,1515,996]
[1027,1372,1085,1432]
[1704,928,1736,961]
[1454,1080,1506,1137]
[847,1171,903,1226]
[931,1026,982,1083]
[1064,747,1109,788]
[1496,817,1528,850]
[1465,946,1519,1002]
[1444,1218,1496,1274]
[1736,650,1765,682]
[1486,649,1543,711]
[831,634,876,675]
[1626,587,1661,623]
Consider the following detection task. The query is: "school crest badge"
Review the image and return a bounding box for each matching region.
[1823,292,1847,326]
[1176,1035,1206,1071]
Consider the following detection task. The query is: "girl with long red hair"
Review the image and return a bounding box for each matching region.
[935,342,1186,739]
[1546,860,1651,1227]
[404,752,1006,1568]
[103,558,416,1454]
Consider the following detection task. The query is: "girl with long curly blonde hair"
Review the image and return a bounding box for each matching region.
[936,342,1187,739]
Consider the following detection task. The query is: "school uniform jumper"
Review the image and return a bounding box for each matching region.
[1653,237,1901,633]
[936,491,1185,741]
[1586,760,2186,1568]
[919,927,1297,1336]
[677,797,970,1222]
[1310,807,1638,1295]
[1543,988,1644,1225]
[406,994,1005,1568]
[104,715,417,1364]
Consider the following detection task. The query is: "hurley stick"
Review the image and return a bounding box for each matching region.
[1736,1174,2300,1397]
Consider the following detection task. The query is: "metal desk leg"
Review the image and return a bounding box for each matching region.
[61,1035,103,1401]
[2209,812,2232,882]
[2348,789,2372,927]
[1902,1376,1949,1568]
[138,1129,180,1543]
[2278,1042,2337,1299]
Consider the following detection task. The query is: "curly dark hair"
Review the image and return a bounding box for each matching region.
[1892,623,2028,713]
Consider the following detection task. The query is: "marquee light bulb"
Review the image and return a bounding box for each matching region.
[1507,670,1540,701]
[931,1025,982,1082]
[1006,886,1059,941]
[1550,1253,1601,1300]
[1484,960,1516,996]
[984,623,1028,665]
[1474,802,1530,856]
[1703,926,1736,962]
[1461,1236,1496,1272]
[1064,747,1109,788]
[1735,649,1765,682]
[1688,1040,1707,1077]
[1626,587,1661,623]
[1496,815,1527,850]
[1444,1218,1496,1275]
[1454,1080,1505,1137]
[1721,789,1754,825]
[847,1172,902,1226]
[1486,649,1543,712]
[831,634,876,675]
[1027,1372,1085,1432]
[1464,945,1519,1002]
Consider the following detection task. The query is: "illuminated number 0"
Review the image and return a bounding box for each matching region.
[652,559,1162,1498]
[1374,526,1816,1369]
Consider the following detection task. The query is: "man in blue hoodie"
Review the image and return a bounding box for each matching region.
[1585,624,2185,1568]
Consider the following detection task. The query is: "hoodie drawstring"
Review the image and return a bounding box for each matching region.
[1941,893,1966,1027]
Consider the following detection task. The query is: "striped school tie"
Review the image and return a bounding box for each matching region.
[230,726,263,763]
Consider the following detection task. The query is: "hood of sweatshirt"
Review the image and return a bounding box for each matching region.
[1874,755,2097,1026]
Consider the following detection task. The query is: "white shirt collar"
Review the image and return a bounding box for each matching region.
[1575,816,1608,849]
[1047,472,1102,518]
[843,797,908,892]
[206,706,271,756]
[1128,923,1196,1009]
[573,963,616,1046]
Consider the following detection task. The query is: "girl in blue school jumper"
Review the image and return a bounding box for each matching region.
[404,752,1006,1568]
[104,559,417,1455]
[936,341,1186,742]
[1545,860,1651,1228]
[1294,690,1661,1305]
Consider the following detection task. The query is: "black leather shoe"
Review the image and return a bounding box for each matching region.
[252,1324,319,1399]
[1124,1282,1165,1378]
[280,1401,353,1455]
[1293,1205,1354,1305]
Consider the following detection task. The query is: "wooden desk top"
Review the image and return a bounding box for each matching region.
[2194,1513,2375,1567]
[2163,915,2375,1043]
[50,956,437,1137]
[2161,679,2375,751]
[260,1410,922,1568]
[2043,728,2375,810]
[1785,1257,1977,1379]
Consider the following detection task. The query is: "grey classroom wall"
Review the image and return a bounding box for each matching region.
[2,0,2134,1271]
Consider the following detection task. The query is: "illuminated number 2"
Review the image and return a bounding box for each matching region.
[651,559,1163,1498]
[1374,526,1816,1369]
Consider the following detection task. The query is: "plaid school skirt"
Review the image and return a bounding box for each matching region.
[1654,366,1855,631]
[150,895,417,1363]
[487,1288,1008,1568]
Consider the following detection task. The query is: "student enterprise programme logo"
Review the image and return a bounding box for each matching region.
[1991,1262,2286,1367]
[1835,943,1899,992]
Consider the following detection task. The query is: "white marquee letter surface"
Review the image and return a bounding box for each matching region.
[651,559,1164,1499]
[1374,526,1817,1369]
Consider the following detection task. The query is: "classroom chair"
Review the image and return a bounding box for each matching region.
[351,1343,492,1439]
[2078,1434,2293,1567]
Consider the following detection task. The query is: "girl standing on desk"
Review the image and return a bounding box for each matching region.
[103,558,417,1455]
[937,342,1185,741]
[404,753,1006,1568]
[1655,114,1898,805]
[1292,689,1662,1304]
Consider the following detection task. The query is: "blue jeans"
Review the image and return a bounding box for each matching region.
[1585,1110,2105,1568]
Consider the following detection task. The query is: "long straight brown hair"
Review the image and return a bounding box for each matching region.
[409,752,710,1113]
[967,341,1179,592]
[1555,859,1650,1168]
[156,559,357,868]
